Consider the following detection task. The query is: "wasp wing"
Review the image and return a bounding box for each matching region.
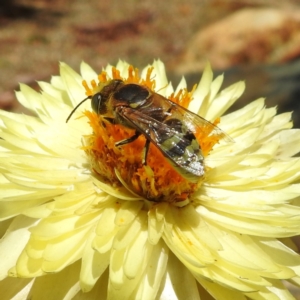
[115,105,205,182]
[114,92,232,182]
[162,98,232,143]
[133,92,231,143]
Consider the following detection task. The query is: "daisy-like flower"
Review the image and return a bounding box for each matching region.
[1,60,300,300]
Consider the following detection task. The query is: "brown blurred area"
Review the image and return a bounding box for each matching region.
[0,0,300,297]
[1,0,300,124]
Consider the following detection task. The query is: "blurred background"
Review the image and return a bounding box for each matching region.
[1,0,300,296]
[1,0,300,127]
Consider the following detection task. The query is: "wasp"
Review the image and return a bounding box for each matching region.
[66,79,228,182]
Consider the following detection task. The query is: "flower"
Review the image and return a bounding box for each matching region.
[1,60,300,299]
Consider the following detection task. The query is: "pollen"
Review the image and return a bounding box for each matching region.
[82,66,222,202]
[84,110,200,202]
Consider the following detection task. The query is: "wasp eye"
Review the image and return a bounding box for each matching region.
[91,93,101,113]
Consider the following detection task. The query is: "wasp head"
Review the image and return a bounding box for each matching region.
[91,79,123,115]
[66,79,123,122]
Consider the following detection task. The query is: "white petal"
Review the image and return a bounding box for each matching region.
[115,60,131,77]
[175,76,187,93]
[161,252,201,300]
[80,61,98,82]
[135,242,168,300]
[114,200,144,226]
[27,261,81,300]
[80,230,109,292]
[123,212,148,279]
[38,81,66,102]
[59,62,86,107]
[113,212,143,250]
[220,98,265,134]
[152,60,169,91]
[190,62,213,115]
[205,81,245,121]
[15,85,45,116]
[148,206,165,245]
[197,205,300,238]
[276,129,300,158]
[198,278,247,300]
[0,216,37,279]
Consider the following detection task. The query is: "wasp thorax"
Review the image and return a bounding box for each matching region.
[114,83,150,108]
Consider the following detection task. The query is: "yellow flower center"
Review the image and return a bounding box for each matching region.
[82,66,221,203]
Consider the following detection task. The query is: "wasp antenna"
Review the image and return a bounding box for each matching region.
[66,96,91,123]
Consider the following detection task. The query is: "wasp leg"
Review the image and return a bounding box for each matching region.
[104,117,115,124]
[115,132,151,166]
[141,139,150,165]
[115,131,141,147]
